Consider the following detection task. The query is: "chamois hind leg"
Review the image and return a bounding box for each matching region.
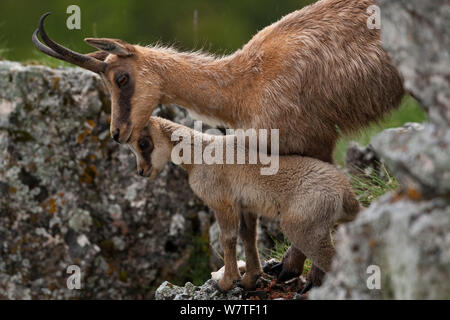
[277,241,325,294]
[299,190,359,292]
[278,150,336,286]
[280,212,335,291]
[213,205,241,292]
[277,245,325,287]
[303,265,325,294]
[302,231,335,274]
[282,220,335,275]
[277,245,325,293]
[238,211,263,290]
[277,245,306,281]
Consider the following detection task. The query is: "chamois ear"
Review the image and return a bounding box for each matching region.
[86,50,110,61]
[84,38,134,57]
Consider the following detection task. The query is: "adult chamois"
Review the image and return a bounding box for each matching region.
[32,0,404,290]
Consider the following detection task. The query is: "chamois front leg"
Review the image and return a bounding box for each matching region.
[238,211,263,290]
[214,206,241,292]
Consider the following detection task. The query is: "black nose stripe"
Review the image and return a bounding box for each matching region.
[139,169,144,176]
[113,129,120,142]
[118,76,134,126]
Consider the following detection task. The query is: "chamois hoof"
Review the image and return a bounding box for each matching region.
[237,273,261,291]
[268,262,283,275]
[213,278,240,293]
[299,281,313,295]
[277,267,301,282]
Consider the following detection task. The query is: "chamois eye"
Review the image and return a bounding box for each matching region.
[138,139,149,150]
[115,74,129,88]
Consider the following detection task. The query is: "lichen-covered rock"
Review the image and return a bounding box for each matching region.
[371,123,450,198]
[0,61,279,300]
[310,195,450,300]
[0,61,213,299]
[155,280,243,300]
[378,0,450,126]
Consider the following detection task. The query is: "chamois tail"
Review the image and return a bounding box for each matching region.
[338,189,362,224]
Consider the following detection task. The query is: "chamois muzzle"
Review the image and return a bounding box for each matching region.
[32,12,107,73]
[112,128,121,143]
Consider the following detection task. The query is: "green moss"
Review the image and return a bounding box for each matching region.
[0,127,35,143]
[178,232,212,286]
[119,270,128,283]
[92,217,103,228]
[100,239,114,256]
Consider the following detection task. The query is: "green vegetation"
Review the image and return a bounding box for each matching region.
[349,163,399,207]
[263,235,290,262]
[0,47,8,59]
[334,96,427,165]
[178,232,211,286]
[1,0,314,63]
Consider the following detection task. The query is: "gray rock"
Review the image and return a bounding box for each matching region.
[378,0,450,126]
[155,279,243,300]
[310,195,450,300]
[0,61,277,300]
[68,209,93,233]
[0,61,211,299]
[371,123,450,198]
[154,281,185,300]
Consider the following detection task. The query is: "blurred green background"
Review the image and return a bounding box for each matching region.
[0,0,315,61]
[0,0,427,163]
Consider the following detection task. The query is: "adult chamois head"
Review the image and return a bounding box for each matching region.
[32,13,162,143]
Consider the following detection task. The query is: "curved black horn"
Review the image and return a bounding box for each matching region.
[32,29,65,60]
[32,12,107,73]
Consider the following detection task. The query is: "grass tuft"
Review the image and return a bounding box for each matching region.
[263,236,290,262]
[348,162,399,207]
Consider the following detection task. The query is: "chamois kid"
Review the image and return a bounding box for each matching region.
[127,117,361,292]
